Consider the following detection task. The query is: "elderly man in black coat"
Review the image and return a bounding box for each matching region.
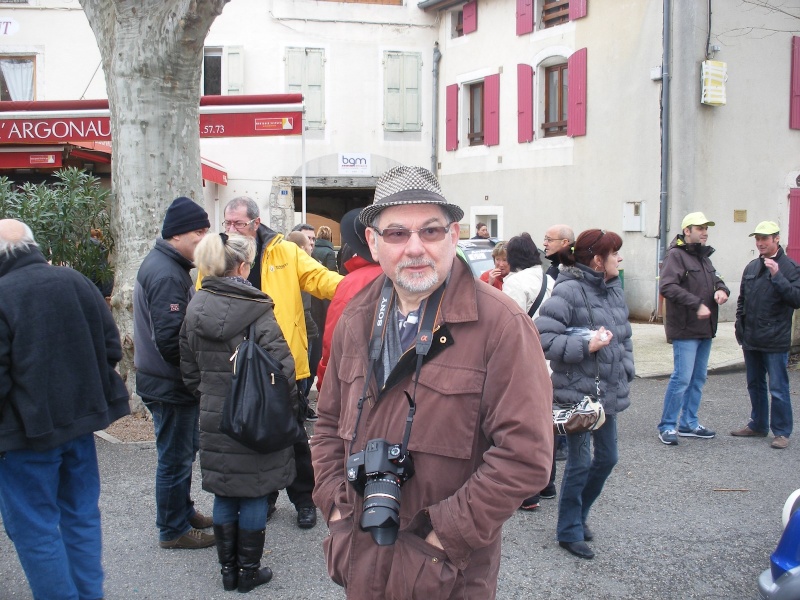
[0,218,130,600]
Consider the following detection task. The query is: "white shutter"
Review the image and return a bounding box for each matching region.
[285,47,324,130]
[224,46,243,95]
[403,53,422,131]
[384,52,422,132]
[305,48,325,130]
[384,52,403,131]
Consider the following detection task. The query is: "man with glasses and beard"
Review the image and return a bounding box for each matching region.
[221,197,342,529]
[311,166,553,599]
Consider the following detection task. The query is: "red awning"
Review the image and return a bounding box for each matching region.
[0,146,62,168]
[201,157,228,186]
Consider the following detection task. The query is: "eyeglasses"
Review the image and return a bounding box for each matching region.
[222,218,256,230]
[543,236,568,243]
[373,225,451,244]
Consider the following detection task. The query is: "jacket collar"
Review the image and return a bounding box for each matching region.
[0,245,48,278]
[671,234,716,258]
[154,238,194,271]
[255,223,280,252]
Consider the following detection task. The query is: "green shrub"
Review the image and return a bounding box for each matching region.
[0,167,114,290]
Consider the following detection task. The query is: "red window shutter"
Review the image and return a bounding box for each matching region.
[567,48,587,137]
[446,83,459,151]
[517,64,534,143]
[484,74,500,146]
[569,0,588,20]
[791,36,800,130]
[463,1,478,35]
[788,189,800,261]
[516,0,534,36]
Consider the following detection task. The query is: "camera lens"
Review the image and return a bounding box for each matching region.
[360,475,402,546]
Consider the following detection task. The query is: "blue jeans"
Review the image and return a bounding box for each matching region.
[744,350,793,437]
[0,433,103,600]
[658,338,712,432]
[557,414,618,543]
[213,495,269,530]
[145,400,200,542]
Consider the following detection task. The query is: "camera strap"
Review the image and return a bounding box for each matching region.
[349,277,447,456]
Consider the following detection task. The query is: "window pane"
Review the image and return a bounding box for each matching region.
[204,55,222,96]
[547,70,558,122]
[471,85,482,132]
[0,58,34,101]
[561,66,568,120]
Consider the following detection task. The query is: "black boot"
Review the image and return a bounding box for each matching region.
[237,528,273,593]
[214,523,238,591]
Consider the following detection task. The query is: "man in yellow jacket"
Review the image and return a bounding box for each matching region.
[220,196,342,529]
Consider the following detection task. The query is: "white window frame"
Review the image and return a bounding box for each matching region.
[202,46,243,96]
[532,46,573,146]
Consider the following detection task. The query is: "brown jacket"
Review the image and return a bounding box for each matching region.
[311,257,553,599]
[660,235,730,342]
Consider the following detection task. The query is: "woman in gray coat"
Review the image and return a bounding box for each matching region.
[535,229,634,560]
[180,232,297,593]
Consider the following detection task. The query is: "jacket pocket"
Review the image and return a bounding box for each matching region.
[335,358,369,443]
[322,516,353,588]
[385,530,459,600]
[410,365,484,460]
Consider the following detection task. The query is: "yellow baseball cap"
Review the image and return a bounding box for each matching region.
[749,221,780,236]
[681,212,715,230]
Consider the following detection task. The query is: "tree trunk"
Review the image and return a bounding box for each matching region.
[80,0,229,414]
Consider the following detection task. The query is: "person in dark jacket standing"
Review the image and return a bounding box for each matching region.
[536,229,634,560]
[657,212,729,446]
[134,196,214,549]
[181,232,298,593]
[731,221,800,450]
[0,219,130,600]
[312,225,337,270]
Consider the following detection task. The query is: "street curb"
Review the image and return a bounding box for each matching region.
[637,359,746,380]
[94,430,155,447]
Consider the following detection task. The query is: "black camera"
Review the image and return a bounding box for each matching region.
[346,438,415,546]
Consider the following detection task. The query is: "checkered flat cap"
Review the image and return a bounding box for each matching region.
[359,166,464,226]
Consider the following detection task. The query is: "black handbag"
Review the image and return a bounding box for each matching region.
[220,323,306,454]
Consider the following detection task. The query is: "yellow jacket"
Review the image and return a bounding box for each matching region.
[198,227,342,379]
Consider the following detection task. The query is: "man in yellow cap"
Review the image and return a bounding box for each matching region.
[732,221,800,449]
[657,212,729,446]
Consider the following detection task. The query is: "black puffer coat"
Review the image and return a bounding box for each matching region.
[736,246,800,352]
[180,276,297,498]
[535,265,634,414]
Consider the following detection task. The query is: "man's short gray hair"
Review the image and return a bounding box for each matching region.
[0,221,37,259]
[292,223,314,233]
[225,196,260,220]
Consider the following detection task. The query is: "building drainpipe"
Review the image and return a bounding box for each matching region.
[655,0,672,321]
[431,42,442,176]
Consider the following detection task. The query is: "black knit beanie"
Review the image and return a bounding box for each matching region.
[161,197,210,239]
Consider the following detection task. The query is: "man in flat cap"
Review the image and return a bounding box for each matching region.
[657,212,729,446]
[732,221,800,449]
[311,165,553,598]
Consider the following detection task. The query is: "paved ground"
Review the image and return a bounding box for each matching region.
[1,323,796,599]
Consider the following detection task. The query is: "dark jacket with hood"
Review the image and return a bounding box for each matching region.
[535,264,635,414]
[660,234,730,342]
[134,238,196,405]
[0,246,130,452]
[312,238,337,271]
[180,276,297,498]
[736,245,800,353]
